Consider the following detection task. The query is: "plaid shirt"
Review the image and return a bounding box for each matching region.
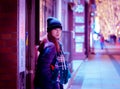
[56,43,70,84]
[51,43,71,84]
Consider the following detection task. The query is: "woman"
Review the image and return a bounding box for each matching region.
[34,17,64,89]
[99,34,104,49]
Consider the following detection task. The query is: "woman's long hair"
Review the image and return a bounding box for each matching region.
[38,32,60,53]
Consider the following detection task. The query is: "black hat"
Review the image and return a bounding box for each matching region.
[47,17,62,32]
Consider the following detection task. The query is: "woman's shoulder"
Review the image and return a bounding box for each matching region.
[40,38,55,48]
[44,41,55,49]
[38,38,56,53]
[44,41,56,54]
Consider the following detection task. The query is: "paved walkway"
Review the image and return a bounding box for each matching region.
[65,42,120,89]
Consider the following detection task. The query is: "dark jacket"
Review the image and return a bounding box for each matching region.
[34,41,58,89]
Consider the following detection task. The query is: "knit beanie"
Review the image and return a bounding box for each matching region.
[47,17,62,32]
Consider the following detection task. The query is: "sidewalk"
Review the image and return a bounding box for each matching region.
[65,42,120,89]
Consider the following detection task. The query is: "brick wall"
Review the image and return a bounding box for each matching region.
[0,0,17,89]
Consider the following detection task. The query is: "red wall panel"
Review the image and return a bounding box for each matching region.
[0,0,17,89]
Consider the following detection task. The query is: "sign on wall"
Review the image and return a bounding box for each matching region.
[74,4,84,13]
[75,35,84,42]
[19,0,26,72]
[75,43,83,52]
[72,1,86,59]
[75,25,85,33]
[75,16,84,23]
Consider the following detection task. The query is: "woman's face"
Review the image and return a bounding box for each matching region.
[51,28,62,40]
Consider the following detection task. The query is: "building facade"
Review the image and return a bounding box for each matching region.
[0,0,93,89]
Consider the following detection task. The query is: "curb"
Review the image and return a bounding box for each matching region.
[64,60,84,89]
